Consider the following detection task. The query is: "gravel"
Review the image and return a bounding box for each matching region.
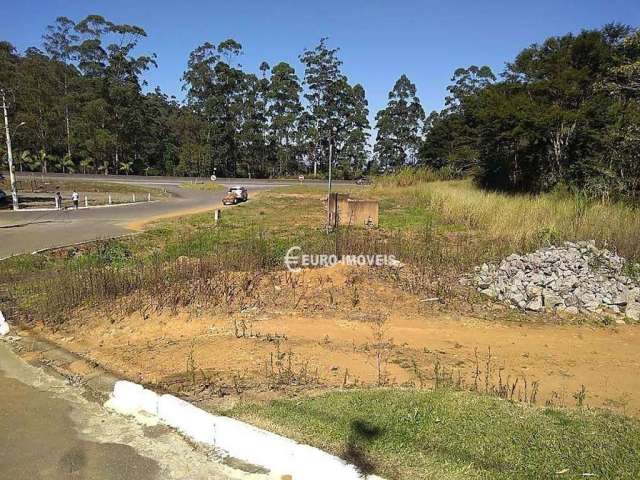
[473,241,640,320]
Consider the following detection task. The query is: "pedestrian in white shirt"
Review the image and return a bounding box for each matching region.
[72,190,79,210]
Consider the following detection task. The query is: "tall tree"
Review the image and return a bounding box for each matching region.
[42,16,78,157]
[183,40,246,176]
[299,38,347,172]
[474,26,630,193]
[267,62,302,175]
[374,74,425,169]
[299,38,370,177]
[333,81,370,177]
[420,65,495,174]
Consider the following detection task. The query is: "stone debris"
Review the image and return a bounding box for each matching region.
[473,241,640,319]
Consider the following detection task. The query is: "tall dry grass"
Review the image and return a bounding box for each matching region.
[374,178,640,261]
[6,176,639,326]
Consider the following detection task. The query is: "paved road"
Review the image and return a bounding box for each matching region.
[0,174,302,259]
[0,340,269,480]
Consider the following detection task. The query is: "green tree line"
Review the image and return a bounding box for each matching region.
[0,16,370,178]
[420,24,640,200]
[2,16,639,198]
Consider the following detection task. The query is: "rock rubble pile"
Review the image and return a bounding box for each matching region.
[473,241,640,320]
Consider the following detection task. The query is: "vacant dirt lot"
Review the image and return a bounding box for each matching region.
[34,264,640,416]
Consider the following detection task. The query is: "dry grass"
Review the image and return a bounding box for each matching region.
[371,178,640,261]
[6,177,639,327]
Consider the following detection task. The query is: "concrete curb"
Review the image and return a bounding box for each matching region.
[0,311,9,336]
[29,232,142,256]
[6,200,159,213]
[0,232,143,262]
[3,331,384,479]
[107,380,385,480]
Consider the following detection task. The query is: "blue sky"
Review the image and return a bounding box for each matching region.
[2,0,639,124]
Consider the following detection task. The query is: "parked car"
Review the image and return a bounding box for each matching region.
[355,177,371,185]
[0,189,7,205]
[222,185,248,205]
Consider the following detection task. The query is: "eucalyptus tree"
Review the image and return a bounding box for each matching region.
[183,39,247,176]
[374,74,425,169]
[13,48,62,156]
[299,38,370,177]
[73,15,157,174]
[420,65,495,174]
[42,16,78,157]
[238,72,270,177]
[267,62,303,175]
[336,82,370,177]
[299,38,347,172]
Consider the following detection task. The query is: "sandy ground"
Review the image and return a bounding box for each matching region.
[34,264,640,416]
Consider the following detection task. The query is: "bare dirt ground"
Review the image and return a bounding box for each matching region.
[31,264,640,416]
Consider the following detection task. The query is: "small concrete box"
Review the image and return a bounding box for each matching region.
[328,193,379,228]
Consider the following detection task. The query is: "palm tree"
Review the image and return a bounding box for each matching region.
[37,149,49,174]
[97,160,110,175]
[119,161,133,175]
[25,152,41,172]
[19,150,31,172]
[80,158,94,174]
[59,153,75,174]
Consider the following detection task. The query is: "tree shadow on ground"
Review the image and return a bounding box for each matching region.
[343,419,383,478]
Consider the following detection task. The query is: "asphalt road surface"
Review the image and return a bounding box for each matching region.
[0,340,269,480]
[0,174,303,259]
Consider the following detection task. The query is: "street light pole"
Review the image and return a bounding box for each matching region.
[1,89,19,211]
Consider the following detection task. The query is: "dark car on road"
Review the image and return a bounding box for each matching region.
[0,189,8,205]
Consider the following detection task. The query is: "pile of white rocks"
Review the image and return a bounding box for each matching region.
[473,241,640,320]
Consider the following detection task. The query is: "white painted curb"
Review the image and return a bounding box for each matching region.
[10,200,159,213]
[107,380,384,480]
[0,311,9,336]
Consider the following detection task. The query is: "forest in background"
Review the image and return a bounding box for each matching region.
[1,15,639,199]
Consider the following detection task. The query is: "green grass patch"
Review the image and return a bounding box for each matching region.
[231,389,640,480]
[3,178,168,196]
[3,180,640,326]
[179,181,225,192]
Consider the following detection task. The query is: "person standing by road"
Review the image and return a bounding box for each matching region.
[55,191,63,210]
[72,190,79,210]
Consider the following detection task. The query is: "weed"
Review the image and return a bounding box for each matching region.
[263,341,319,389]
[573,385,588,407]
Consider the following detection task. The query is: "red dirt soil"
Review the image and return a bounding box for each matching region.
[35,264,640,415]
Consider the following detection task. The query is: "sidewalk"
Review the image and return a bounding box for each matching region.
[0,334,272,480]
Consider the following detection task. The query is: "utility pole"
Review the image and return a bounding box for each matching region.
[1,89,19,211]
[326,126,337,231]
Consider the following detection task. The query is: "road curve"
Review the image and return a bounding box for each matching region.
[0,174,304,259]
